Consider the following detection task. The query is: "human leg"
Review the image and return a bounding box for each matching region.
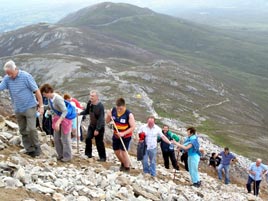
[162,151,170,169]
[25,107,41,155]
[246,176,254,193]
[218,164,224,181]
[142,149,150,174]
[170,150,179,170]
[223,165,230,184]
[95,127,106,160]
[148,148,157,176]
[253,180,261,196]
[85,126,94,157]
[61,128,72,161]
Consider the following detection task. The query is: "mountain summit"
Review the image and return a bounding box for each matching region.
[58,2,154,27]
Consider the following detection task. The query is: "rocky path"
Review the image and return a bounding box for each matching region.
[1,115,267,201]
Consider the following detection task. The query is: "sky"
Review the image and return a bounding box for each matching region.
[0,0,267,32]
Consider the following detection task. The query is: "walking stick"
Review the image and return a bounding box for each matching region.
[110,117,132,167]
[76,116,79,154]
[173,148,180,181]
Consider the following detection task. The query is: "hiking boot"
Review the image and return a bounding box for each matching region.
[97,158,106,162]
[25,151,36,158]
[123,167,130,173]
[120,163,124,171]
[61,158,71,162]
[193,181,201,188]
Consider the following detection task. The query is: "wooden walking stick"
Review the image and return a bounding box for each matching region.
[110,117,132,167]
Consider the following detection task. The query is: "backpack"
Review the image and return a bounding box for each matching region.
[49,99,77,120]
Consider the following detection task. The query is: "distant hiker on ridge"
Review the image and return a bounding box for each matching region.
[79,90,106,162]
[246,158,268,196]
[138,116,172,177]
[40,84,73,162]
[217,147,237,184]
[0,60,43,158]
[106,97,135,172]
[158,125,180,170]
[172,127,201,187]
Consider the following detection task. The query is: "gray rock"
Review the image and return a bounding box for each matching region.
[0,132,13,140]
[26,183,55,194]
[77,196,90,201]
[9,136,21,145]
[0,115,6,130]
[40,143,57,158]
[4,177,23,188]
[5,120,19,129]
[52,193,66,201]
[14,167,26,183]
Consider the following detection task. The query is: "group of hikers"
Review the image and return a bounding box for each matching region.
[0,60,267,196]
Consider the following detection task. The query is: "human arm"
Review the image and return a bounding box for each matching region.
[0,77,8,91]
[79,101,90,116]
[94,103,105,136]
[35,89,44,115]
[172,140,193,151]
[53,96,68,132]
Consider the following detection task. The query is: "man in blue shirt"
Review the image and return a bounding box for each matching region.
[0,60,44,157]
[246,158,268,196]
[217,147,237,184]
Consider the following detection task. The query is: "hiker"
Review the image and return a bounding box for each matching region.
[158,125,180,170]
[64,93,83,143]
[172,127,201,187]
[246,158,268,196]
[42,96,54,136]
[0,60,43,157]
[217,147,237,184]
[79,90,106,161]
[180,151,189,171]
[106,97,135,171]
[209,152,221,169]
[138,116,172,177]
[40,84,72,162]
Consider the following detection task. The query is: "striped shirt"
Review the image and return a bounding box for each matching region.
[0,70,38,113]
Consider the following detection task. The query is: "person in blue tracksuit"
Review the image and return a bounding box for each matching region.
[172,127,201,187]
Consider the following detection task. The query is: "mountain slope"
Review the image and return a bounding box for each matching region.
[0,2,267,161]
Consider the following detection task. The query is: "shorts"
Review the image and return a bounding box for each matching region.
[112,136,131,151]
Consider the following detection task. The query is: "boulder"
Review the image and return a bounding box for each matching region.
[9,136,22,145]
[5,120,19,130]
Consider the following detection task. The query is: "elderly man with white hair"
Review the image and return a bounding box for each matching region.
[0,60,44,157]
[246,158,268,196]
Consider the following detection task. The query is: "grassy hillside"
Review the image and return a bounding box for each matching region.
[59,2,268,118]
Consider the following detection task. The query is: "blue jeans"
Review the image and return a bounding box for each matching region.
[188,154,200,183]
[142,148,157,176]
[218,164,230,184]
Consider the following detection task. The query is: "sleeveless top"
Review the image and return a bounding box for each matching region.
[111,107,132,138]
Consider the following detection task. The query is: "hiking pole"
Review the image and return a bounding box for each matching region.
[110,117,132,167]
[76,116,79,154]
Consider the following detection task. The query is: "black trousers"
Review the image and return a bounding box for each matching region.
[162,150,179,170]
[85,126,106,159]
[181,152,189,171]
[246,176,261,196]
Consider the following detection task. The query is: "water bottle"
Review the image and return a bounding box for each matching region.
[169,143,174,150]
